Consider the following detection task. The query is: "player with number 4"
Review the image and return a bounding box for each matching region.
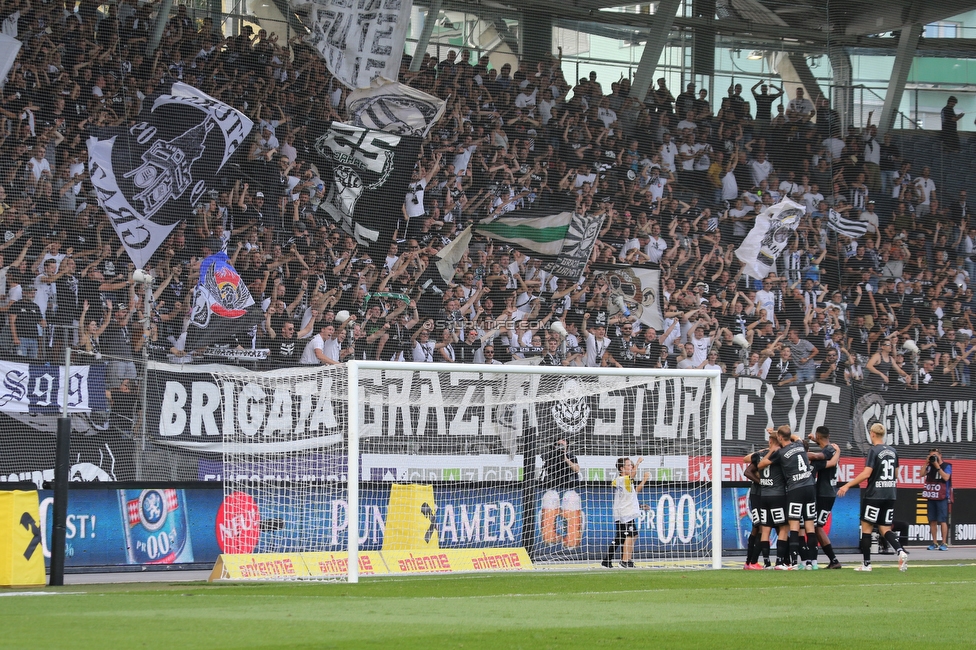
[758,425,818,569]
[837,423,909,572]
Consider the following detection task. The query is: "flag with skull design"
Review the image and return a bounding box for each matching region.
[309,121,421,258]
[87,83,253,270]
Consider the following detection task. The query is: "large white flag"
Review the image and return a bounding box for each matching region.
[0,34,20,87]
[735,199,805,279]
[295,0,413,90]
[347,77,446,138]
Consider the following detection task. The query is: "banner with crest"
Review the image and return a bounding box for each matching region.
[185,252,262,350]
[310,121,421,258]
[346,77,446,138]
[734,198,805,279]
[87,83,253,270]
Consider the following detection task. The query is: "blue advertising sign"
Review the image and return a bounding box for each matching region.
[38,489,223,567]
[35,485,865,568]
[721,487,863,550]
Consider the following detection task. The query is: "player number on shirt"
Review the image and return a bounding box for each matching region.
[880,458,895,481]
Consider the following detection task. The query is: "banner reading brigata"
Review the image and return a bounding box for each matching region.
[145,364,976,460]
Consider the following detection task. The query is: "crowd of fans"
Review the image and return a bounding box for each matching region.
[0,2,973,394]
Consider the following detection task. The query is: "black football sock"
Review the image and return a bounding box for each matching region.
[746,533,758,564]
[808,536,818,563]
[605,533,622,561]
[788,531,800,564]
[760,540,771,566]
[860,532,873,565]
[776,540,787,565]
[822,543,838,562]
[883,531,904,554]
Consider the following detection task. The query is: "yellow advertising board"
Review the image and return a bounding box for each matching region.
[210,552,388,581]
[383,548,533,574]
[303,552,387,578]
[210,548,533,581]
[0,491,46,587]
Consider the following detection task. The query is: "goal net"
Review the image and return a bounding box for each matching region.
[212,362,721,581]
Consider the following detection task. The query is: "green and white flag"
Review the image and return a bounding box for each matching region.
[474,212,574,256]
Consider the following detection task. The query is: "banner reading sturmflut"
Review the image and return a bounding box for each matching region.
[295,0,412,90]
[87,83,253,269]
[734,198,805,279]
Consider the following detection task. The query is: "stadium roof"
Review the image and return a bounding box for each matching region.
[431,0,976,49]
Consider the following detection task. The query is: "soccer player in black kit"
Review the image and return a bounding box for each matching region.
[758,425,818,569]
[806,426,842,569]
[751,433,789,568]
[838,422,909,572]
[742,448,765,569]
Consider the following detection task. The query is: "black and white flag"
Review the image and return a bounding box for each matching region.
[310,121,421,257]
[294,0,412,89]
[87,83,253,269]
[347,77,446,138]
[544,212,605,280]
[735,198,805,279]
[826,209,869,239]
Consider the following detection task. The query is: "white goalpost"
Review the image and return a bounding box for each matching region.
[210,362,722,582]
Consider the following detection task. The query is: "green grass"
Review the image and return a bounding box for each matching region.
[3,564,976,649]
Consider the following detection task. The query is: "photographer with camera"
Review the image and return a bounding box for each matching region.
[923,448,953,550]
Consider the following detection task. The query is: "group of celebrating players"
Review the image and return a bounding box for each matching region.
[743,422,908,571]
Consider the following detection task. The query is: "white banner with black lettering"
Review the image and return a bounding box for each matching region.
[295,0,412,90]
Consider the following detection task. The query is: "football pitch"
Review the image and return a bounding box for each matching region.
[3,564,975,649]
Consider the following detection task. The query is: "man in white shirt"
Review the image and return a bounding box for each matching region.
[914,166,937,217]
[659,132,678,175]
[786,87,814,123]
[802,184,824,214]
[755,279,778,324]
[859,200,880,235]
[749,152,773,187]
[645,167,668,203]
[690,325,712,366]
[582,313,611,368]
[300,323,341,365]
[729,199,754,240]
[28,145,52,186]
[645,222,668,263]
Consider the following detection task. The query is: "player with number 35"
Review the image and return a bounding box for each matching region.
[837,423,909,572]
